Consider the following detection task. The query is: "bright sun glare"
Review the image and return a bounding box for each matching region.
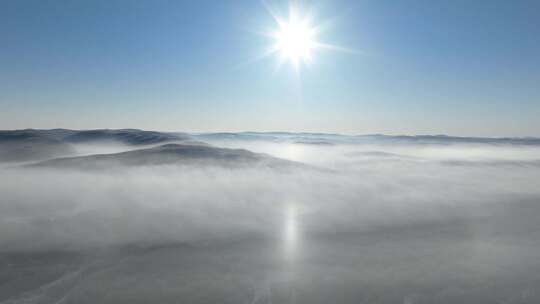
[263,2,346,71]
[274,15,316,67]
[265,3,324,70]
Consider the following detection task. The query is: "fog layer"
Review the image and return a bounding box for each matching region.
[1,131,540,303]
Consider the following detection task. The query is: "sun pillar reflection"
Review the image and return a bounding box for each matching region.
[283,204,301,261]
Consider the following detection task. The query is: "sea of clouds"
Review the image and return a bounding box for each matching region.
[1,139,540,303]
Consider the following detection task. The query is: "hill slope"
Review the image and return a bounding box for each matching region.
[31,143,306,170]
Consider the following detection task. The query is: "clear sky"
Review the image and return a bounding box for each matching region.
[1,0,539,136]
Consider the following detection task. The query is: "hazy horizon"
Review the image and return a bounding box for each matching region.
[3,127,540,139]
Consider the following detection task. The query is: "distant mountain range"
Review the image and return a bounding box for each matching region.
[0,129,190,145]
[2,128,539,165]
[0,129,192,163]
[193,131,540,146]
[0,129,74,162]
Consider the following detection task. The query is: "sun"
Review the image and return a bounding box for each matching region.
[265,4,323,70]
[262,2,346,71]
[273,14,316,67]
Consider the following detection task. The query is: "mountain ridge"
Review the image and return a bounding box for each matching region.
[29,143,309,170]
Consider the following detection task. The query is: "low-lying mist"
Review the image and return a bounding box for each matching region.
[2,136,540,303]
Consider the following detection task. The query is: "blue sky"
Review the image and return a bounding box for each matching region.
[1,0,539,136]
